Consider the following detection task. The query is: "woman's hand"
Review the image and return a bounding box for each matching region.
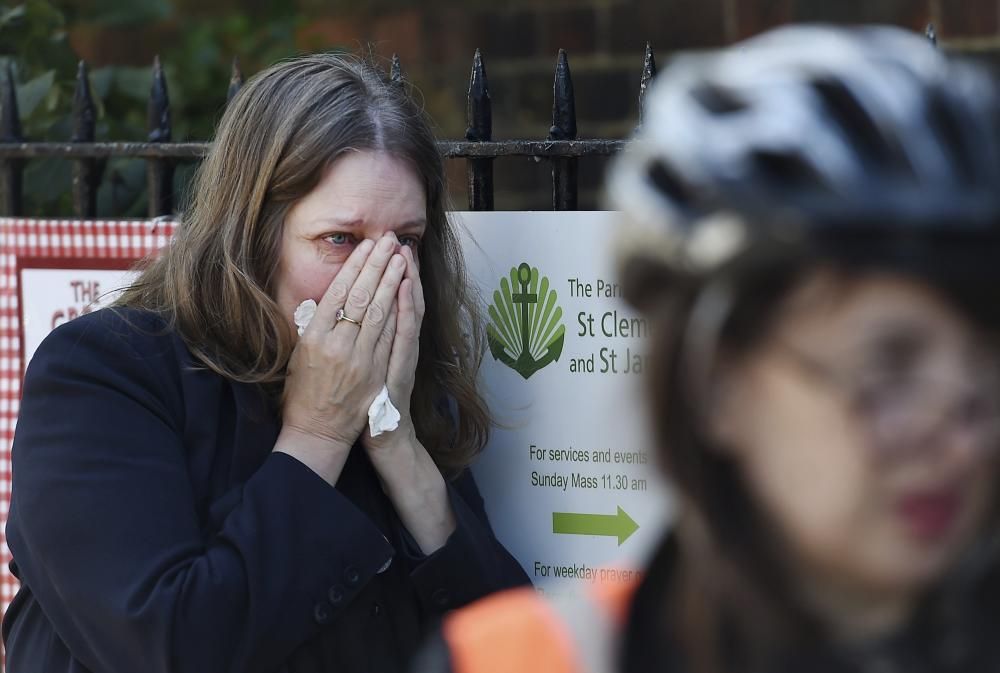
[362,244,457,554]
[363,243,424,451]
[275,234,406,485]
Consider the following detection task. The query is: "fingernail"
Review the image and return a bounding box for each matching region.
[391,255,405,269]
[359,239,375,253]
[379,236,394,252]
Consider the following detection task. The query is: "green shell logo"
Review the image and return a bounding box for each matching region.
[487,262,566,379]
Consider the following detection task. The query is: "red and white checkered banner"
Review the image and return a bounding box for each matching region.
[0,218,177,619]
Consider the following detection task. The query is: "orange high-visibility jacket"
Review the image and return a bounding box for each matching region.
[436,580,638,673]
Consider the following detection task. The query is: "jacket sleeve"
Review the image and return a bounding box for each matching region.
[7,312,395,673]
[403,468,531,613]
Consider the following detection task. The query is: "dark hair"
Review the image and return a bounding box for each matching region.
[116,53,489,474]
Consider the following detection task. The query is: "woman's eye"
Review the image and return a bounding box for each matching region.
[399,236,421,250]
[326,233,351,245]
[854,370,916,415]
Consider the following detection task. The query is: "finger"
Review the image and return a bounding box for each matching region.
[371,301,396,386]
[374,297,398,361]
[337,233,399,334]
[308,238,375,332]
[402,245,425,322]
[356,253,406,353]
[395,278,417,341]
[387,278,420,392]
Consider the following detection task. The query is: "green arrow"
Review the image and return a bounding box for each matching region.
[552,506,639,546]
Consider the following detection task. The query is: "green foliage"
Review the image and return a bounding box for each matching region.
[77,0,171,25]
[1,0,306,216]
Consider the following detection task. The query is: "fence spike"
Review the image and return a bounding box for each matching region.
[925,23,937,46]
[147,55,174,216]
[466,49,492,142]
[1,62,22,142]
[72,60,100,217]
[639,42,657,125]
[390,53,403,84]
[549,50,578,211]
[549,49,577,141]
[465,49,494,210]
[227,56,244,104]
[72,61,95,143]
[148,55,172,143]
[0,61,23,215]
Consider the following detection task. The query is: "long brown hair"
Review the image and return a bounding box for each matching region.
[116,53,489,474]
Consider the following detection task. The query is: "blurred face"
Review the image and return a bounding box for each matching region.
[274,150,426,333]
[713,270,999,612]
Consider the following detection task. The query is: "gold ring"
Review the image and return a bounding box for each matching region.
[335,308,363,326]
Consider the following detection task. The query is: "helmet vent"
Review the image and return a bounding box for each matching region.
[750,149,824,190]
[811,77,902,172]
[691,83,747,115]
[647,159,694,207]
[926,88,975,184]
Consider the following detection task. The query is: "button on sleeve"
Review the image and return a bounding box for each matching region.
[327,586,344,606]
[313,603,331,625]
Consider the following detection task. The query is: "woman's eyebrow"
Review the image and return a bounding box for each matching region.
[308,218,427,230]
[309,217,362,229]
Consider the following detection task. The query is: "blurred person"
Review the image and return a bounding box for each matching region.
[417,25,1000,673]
[3,53,528,673]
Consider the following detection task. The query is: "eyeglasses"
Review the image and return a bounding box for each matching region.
[772,342,1000,459]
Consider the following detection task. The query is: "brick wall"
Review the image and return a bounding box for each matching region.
[68,0,1000,210]
[296,0,1000,209]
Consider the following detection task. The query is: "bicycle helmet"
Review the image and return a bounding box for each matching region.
[610,25,1000,300]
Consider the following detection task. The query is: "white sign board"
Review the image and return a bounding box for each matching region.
[457,211,672,594]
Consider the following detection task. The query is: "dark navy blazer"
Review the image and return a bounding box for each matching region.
[3,308,528,673]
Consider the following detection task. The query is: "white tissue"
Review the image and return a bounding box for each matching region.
[368,385,401,436]
[294,299,317,336]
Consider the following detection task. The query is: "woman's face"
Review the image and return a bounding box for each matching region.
[274,150,427,333]
[714,270,999,601]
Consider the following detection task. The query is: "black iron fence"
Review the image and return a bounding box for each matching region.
[0,45,660,218]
